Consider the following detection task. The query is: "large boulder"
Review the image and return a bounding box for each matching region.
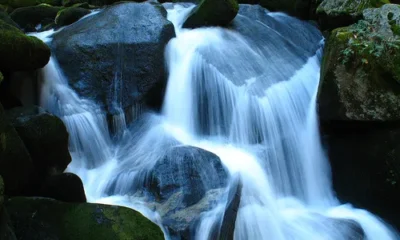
[321,122,400,229]
[40,173,86,203]
[6,106,71,180]
[51,2,175,116]
[146,146,228,206]
[0,104,35,196]
[318,3,400,230]
[316,0,389,29]
[6,197,164,240]
[182,0,239,28]
[55,6,90,26]
[10,4,62,31]
[0,20,50,72]
[318,4,400,122]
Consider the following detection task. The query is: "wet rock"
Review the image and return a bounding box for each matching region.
[147,146,228,206]
[0,103,35,196]
[55,7,90,26]
[318,4,400,122]
[182,0,239,28]
[6,197,164,240]
[40,173,86,203]
[52,2,175,116]
[0,20,50,72]
[316,0,388,29]
[6,106,71,180]
[10,4,62,31]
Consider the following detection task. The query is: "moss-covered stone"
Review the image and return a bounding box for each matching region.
[0,20,50,71]
[318,4,400,121]
[0,103,35,196]
[316,0,389,29]
[260,0,311,19]
[10,4,62,31]
[40,173,86,203]
[6,197,164,240]
[6,106,71,180]
[1,0,61,8]
[55,6,89,26]
[0,9,18,27]
[61,0,84,7]
[0,4,14,13]
[182,0,239,28]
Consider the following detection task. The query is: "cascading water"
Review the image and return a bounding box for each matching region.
[34,3,399,240]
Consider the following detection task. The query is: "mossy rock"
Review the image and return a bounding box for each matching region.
[259,0,311,19]
[318,4,400,121]
[0,103,36,196]
[0,4,14,13]
[0,9,19,27]
[40,173,86,203]
[10,4,62,31]
[316,0,389,29]
[55,6,89,26]
[6,106,71,180]
[182,0,239,28]
[6,197,164,240]
[0,20,50,71]
[0,72,3,85]
[2,0,61,8]
[61,0,84,7]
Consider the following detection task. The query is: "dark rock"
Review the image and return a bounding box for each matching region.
[40,173,86,203]
[6,197,164,240]
[260,0,311,19]
[6,106,71,180]
[3,0,61,8]
[10,4,62,31]
[316,0,388,30]
[0,9,18,28]
[147,146,228,206]
[0,20,50,72]
[318,4,400,122]
[218,174,242,240]
[55,7,90,26]
[182,0,239,28]
[0,104,35,196]
[52,2,175,116]
[321,121,400,230]
[0,176,17,240]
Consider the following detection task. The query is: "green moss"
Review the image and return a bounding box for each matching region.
[6,198,164,240]
[55,6,89,26]
[0,20,50,71]
[0,72,3,85]
[5,0,61,8]
[10,4,62,30]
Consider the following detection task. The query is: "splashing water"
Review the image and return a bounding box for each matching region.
[35,3,398,240]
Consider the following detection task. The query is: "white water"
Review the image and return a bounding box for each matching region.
[35,3,398,240]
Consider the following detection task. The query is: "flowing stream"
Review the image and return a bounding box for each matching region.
[35,3,398,240]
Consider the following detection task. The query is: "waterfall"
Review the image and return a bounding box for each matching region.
[35,3,398,240]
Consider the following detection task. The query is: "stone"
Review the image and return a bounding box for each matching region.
[40,173,86,203]
[10,4,62,31]
[51,2,175,116]
[318,4,400,122]
[6,197,164,240]
[316,0,389,29]
[0,20,50,72]
[55,7,90,26]
[146,146,228,207]
[182,0,239,28]
[6,106,71,180]
[0,103,35,196]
